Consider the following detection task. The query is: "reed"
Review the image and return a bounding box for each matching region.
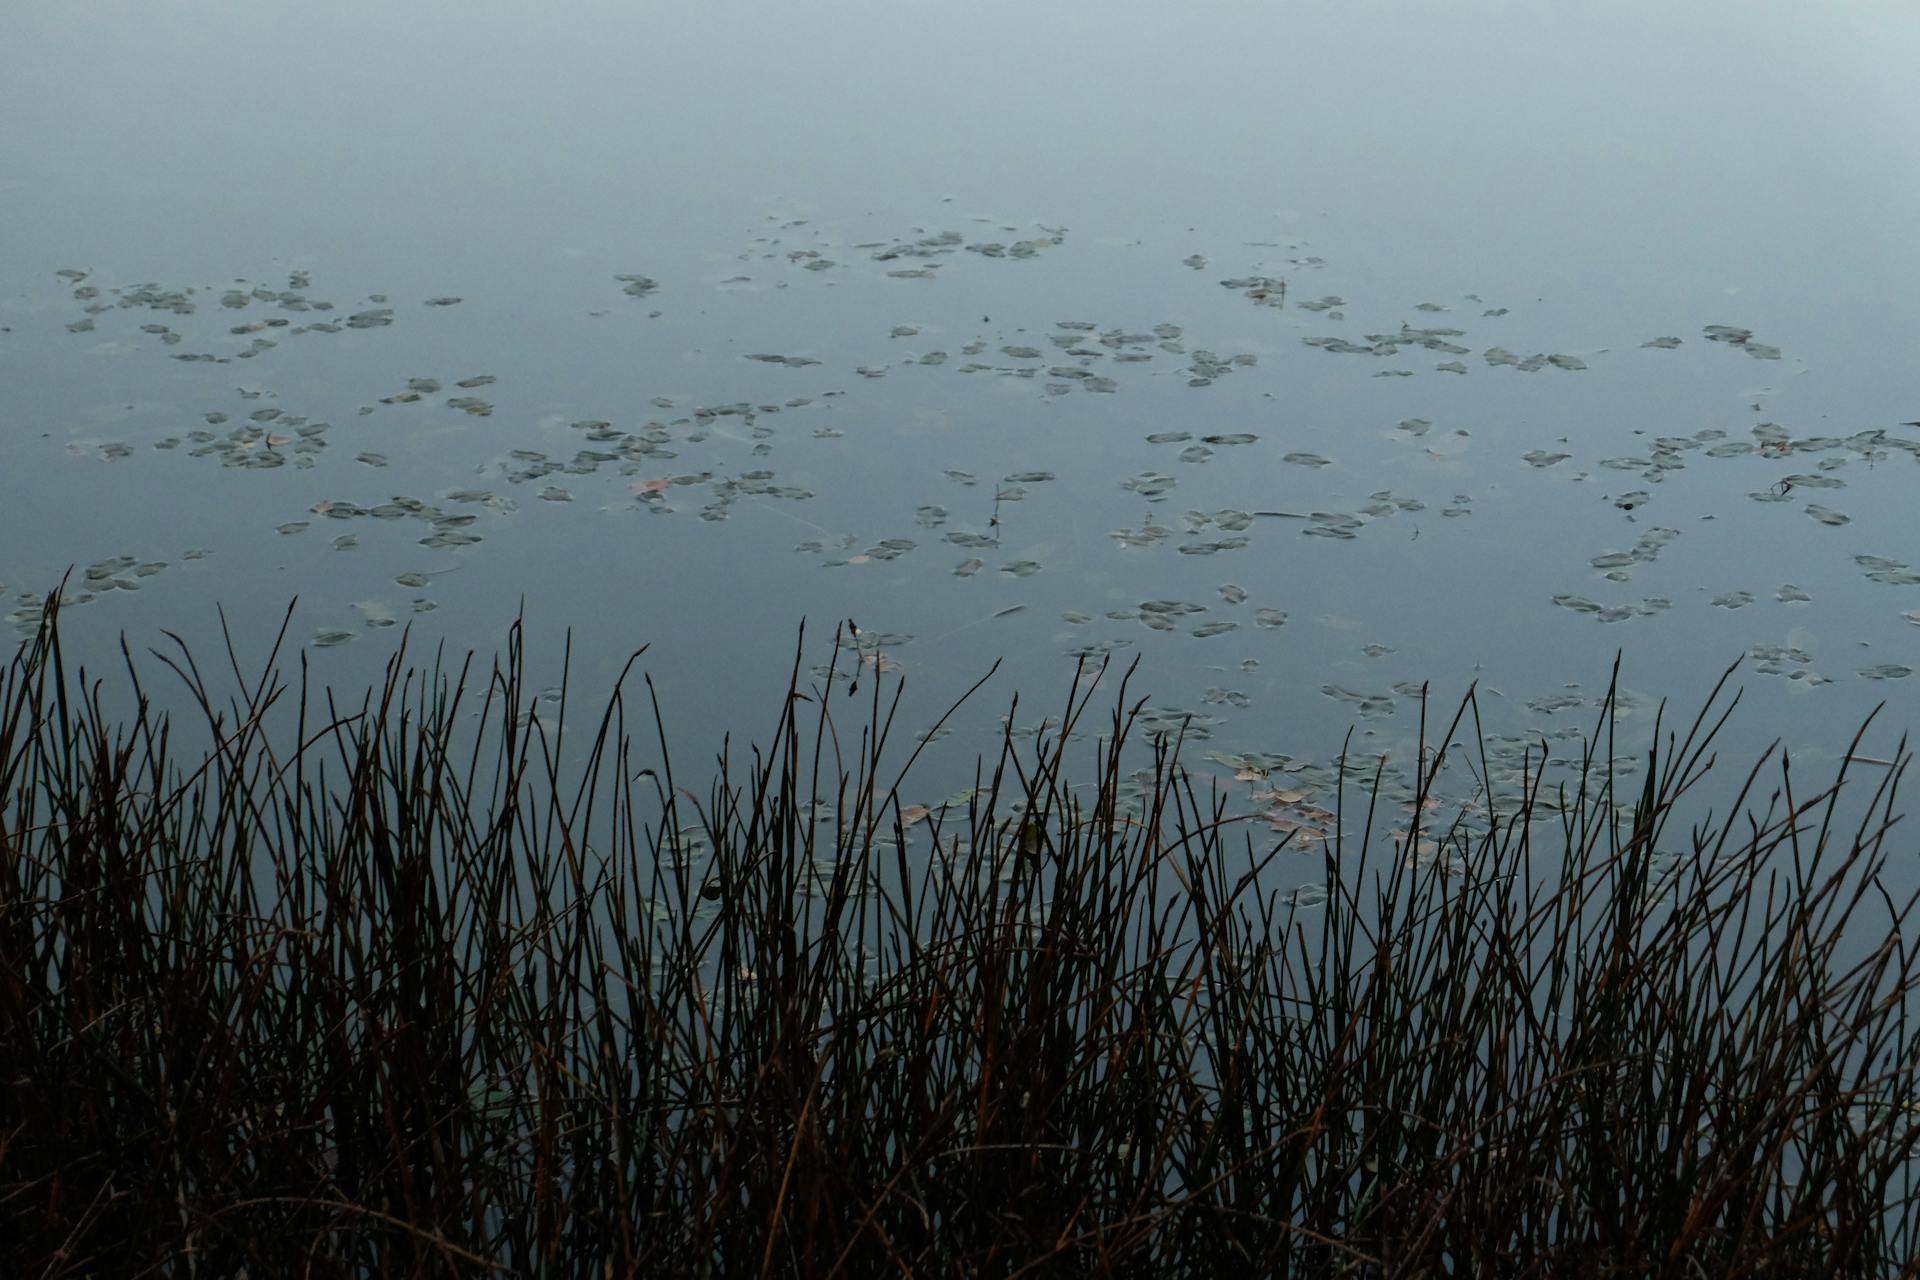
[2,597,1916,1277]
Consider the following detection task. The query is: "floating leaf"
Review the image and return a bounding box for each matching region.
[1178,538,1248,556]
[1121,472,1176,499]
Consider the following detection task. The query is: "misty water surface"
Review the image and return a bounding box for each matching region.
[3,1,1917,872]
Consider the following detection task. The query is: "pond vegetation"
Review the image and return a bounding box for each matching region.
[11,6,1920,1273]
[4,599,1916,1275]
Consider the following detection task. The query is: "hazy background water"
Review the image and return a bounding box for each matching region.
[4,1,1917,848]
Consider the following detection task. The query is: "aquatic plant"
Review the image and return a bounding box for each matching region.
[2,599,1916,1276]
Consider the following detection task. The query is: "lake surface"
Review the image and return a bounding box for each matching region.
[4,1,1917,855]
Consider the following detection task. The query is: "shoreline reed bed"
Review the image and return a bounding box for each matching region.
[2,600,1918,1277]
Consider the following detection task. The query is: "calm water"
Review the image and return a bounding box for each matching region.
[4,2,1917,858]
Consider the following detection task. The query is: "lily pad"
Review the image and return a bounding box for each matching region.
[1122,472,1176,499]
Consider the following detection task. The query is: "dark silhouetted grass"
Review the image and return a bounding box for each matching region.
[3,597,1917,1277]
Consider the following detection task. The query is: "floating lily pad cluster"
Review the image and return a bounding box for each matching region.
[30,206,1919,757]
[5,551,207,636]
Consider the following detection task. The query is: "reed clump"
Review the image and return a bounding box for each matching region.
[2,600,1917,1277]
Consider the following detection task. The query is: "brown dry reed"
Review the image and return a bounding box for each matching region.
[3,597,1918,1278]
